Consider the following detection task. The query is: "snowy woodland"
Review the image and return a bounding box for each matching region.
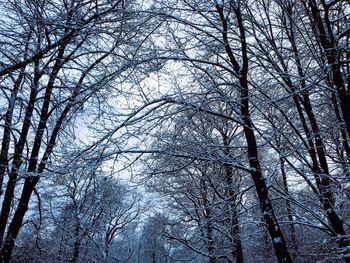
[0,0,349,262]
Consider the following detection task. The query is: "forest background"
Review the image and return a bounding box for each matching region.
[0,0,349,262]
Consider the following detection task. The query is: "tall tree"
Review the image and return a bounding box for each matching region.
[0,0,158,261]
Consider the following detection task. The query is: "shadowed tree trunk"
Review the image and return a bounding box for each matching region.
[280,157,298,252]
[222,131,244,263]
[215,3,293,262]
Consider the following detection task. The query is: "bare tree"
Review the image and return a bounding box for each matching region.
[0,0,159,261]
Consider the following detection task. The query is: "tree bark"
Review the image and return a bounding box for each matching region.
[71,219,81,263]
[0,63,40,247]
[215,4,293,262]
[200,175,216,263]
[222,134,244,263]
[2,176,39,263]
[0,70,25,196]
[1,43,68,262]
[280,158,298,253]
[306,0,350,138]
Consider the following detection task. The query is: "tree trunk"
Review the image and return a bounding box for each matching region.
[222,132,244,263]
[277,4,349,256]
[215,4,293,262]
[71,219,81,263]
[0,64,40,247]
[200,175,216,263]
[0,41,69,262]
[2,177,39,263]
[232,214,244,263]
[240,75,292,263]
[306,0,350,140]
[0,70,25,195]
[280,158,298,253]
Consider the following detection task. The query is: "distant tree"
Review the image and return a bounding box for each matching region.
[137,214,171,263]
[10,159,144,263]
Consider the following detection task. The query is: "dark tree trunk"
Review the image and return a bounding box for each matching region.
[2,177,39,263]
[215,4,293,262]
[71,220,81,263]
[152,250,156,263]
[242,120,292,263]
[280,158,298,252]
[0,71,25,196]
[222,135,244,263]
[0,63,40,247]
[0,36,105,261]
[306,0,350,140]
[206,217,215,263]
[273,3,349,258]
[200,175,216,263]
[232,214,244,263]
[331,94,350,163]
[0,42,69,262]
